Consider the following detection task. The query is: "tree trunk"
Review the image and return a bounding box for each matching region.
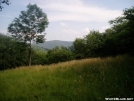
[29,40,32,66]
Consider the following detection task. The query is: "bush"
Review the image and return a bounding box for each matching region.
[47,46,74,64]
[31,50,47,65]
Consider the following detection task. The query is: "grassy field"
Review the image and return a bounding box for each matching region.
[0,55,134,101]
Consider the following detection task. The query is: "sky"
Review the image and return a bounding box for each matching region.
[0,0,133,41]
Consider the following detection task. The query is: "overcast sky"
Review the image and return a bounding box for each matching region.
[0,0,133,41]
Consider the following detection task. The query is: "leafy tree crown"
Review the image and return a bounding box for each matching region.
[8,4,49,43]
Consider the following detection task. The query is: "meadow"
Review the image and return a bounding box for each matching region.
[0,55,134,101]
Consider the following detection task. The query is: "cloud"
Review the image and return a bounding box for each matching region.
[99,25,111,32]
[60,22,67,26]
[39,0,121,22]
[82,28,90,33]
[61,29,80,35]
[61,28,90,40]
[20,0,122,22]
[60,29,81,41]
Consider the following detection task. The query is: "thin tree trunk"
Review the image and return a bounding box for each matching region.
[29,39,32,66]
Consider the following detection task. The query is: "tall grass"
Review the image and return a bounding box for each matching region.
[0,55,134,101]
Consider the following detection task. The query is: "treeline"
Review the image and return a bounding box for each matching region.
[32,46,74,65]
[72,6,134,58]
[0,35,74,70]
[0,6,134,70]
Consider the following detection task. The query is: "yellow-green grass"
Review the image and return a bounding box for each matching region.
[0,55,134,101]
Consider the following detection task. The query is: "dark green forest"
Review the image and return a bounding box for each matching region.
[0,6,134,70]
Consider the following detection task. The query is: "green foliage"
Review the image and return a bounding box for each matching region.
[105,6,134,55]
[124,6,134,22]
[0,34,73,70]
[84,30,104,57]
[0,34,29,70]
[72,6,134,58]
[47,46,74,64]
[8,4,48,43]
[32,50,47,65]
[8,4,49,66]
[72,38,86,59]
[0,55,134,100]
[72,30,104,58]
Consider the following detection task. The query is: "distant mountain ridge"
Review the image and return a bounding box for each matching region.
[33,40,73,49]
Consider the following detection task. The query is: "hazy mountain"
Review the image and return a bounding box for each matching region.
[33,40,73,49]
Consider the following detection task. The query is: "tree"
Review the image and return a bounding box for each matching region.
[72,38,86,59]
[72,30,104,58]
[107,6,134,55]
[0,34,29,70]
[47,46,74,64]
[0,0,10,11]
[123,7,134,54]
[84,30,104,57]
[8,4,49,66]
[32,50,47,65]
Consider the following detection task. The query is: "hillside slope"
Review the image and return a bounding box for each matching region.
[0,55,134,101]
[34,40,73,49]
